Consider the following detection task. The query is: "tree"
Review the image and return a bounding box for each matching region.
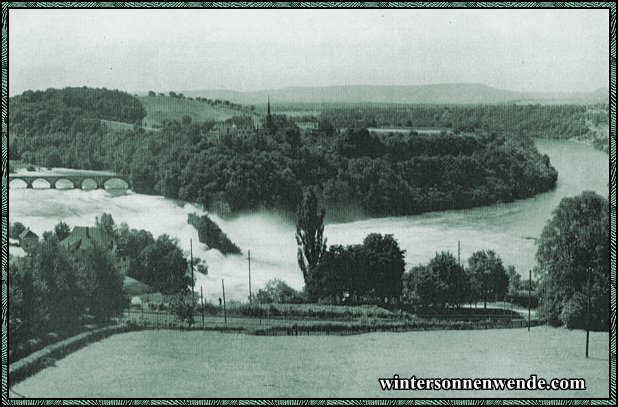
[413,252,469,308]
[336,128,385,158]
[506,265,521,295]
[137,234,189,294]
[8,257,46,343]
[54,221,71,242]
[77,243,125,320]
[312,244,361,303]
[44,149,62,168]
[284,128,302,149]
[116,224,155,261]
[254,279,304,304]
[362,233,405,303]
[536,191,609,330]
[296,187,327,294]
[171,287,198,327]
[466,250,509,308]
[309,233,405,304]
[95,213,116,239]
[28,236,83,333]
[9,222,26,238]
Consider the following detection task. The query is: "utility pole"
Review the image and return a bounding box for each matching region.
[248,250,252,304]
[528,269,532,332]
[457,240,461,266]
[222,279,227,324]
[190,239,195,290]
[200,286,205,327]
[586,267,592,358]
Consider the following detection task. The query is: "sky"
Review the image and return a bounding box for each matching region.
[8,8,610,96]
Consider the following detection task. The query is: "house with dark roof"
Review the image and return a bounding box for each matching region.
[59,226,114,252]
[18,228,39,247]
[209,115,255,140]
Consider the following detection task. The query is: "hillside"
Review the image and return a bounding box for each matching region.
[9,86,559,217]
[183,83,608,106]
[139,95,259,127]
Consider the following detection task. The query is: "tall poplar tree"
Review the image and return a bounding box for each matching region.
[296,187,327,297]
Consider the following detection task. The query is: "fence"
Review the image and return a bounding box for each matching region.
[120,303,542,336]
[121,304,363,329]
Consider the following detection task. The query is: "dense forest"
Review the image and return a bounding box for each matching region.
[10,87,559,217]
[319,104,609,152]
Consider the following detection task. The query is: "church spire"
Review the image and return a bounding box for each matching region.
[266,95,273,130]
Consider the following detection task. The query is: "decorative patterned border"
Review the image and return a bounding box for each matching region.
[0,2,615,405]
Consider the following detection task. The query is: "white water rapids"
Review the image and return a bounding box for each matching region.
[8,139,609,301]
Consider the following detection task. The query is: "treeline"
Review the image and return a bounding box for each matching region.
[9,214,192,347]
[535,191,609,331]
[149,90,254,112]
[295,188,514,308]
[310,240,519,310]
[320,104,605,140]
[9,87,146,169]
[10,87,558,217]
[295,189,609,331]
[322,129,558,215]
[102,214,191,294]
[10,87,145,134]
[9,224,125,347]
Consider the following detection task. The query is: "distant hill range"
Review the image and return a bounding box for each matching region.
[182,83,608,106]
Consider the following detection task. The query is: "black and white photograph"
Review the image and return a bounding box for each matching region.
[3,4,614,401]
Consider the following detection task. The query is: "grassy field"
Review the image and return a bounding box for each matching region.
[139,96,258,127]
[11,327,609,398]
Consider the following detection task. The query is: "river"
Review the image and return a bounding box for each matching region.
[8,139,608,301]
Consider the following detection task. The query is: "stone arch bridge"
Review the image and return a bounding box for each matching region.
[8,173,131,190]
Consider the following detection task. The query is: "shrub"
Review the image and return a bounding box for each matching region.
[171,289,198,327]
[254,279,306,304]
[560,293,588,329]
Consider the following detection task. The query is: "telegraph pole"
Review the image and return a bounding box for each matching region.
[200,286,205,327]
[248,250,252,304]
[190,239,195,290]
[222,279,227,324]
[586,267,592,358]
[457,240,461,266]
[528,270,532,332]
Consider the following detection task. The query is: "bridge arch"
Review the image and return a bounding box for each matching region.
[31,178,52,189]
[8,178,29,189]
[103,177,129,190]
[54,178,76,189]
[81,178,99,190]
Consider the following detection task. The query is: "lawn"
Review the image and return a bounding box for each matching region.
[139,96,258,127]
[11,326,609,399]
